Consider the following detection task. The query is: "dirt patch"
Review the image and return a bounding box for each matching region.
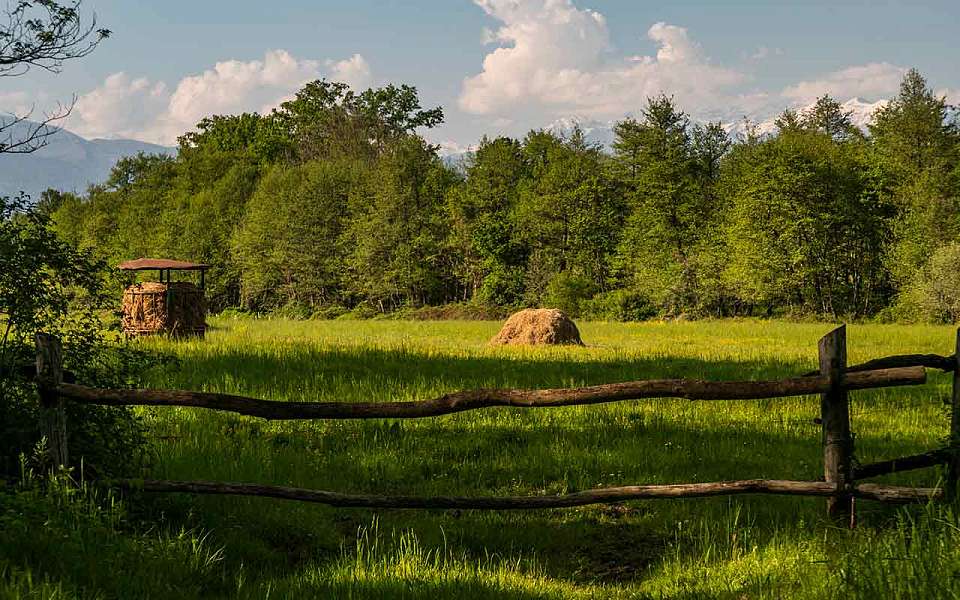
[571,520,666,583]
[490,308,584,346]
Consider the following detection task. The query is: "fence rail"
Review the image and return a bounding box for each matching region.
[32,326,960,527]
[108,478,943,509]
[56,366,926,421]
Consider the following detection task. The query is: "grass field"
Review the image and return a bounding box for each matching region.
[7,317,960,598]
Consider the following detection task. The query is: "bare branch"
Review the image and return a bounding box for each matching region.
[0,1,109,76]
[0,95,73,154]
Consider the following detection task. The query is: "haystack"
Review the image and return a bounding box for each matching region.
[122,281,207,337]
[490,309,583,346]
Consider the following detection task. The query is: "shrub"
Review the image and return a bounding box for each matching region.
[580,289,658,321]
[0,195,153,478]
[894,242,960,323]
[541,272,595,317]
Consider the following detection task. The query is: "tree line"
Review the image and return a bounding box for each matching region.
[46,70,960,322]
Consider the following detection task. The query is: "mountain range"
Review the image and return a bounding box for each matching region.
[2,97,887,198]
[0,120,175,201]
[547,97,888,149]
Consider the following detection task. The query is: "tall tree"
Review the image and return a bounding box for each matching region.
[614,95,726,314]
[871,69,960,306]
[722,130,891,316]
[445,136,528,305]
[515,129,622,309]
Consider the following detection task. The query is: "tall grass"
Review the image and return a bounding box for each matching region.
[4,317,958,598]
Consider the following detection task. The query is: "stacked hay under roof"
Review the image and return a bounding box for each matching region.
[122,281,206,337]
[490,308,584,346]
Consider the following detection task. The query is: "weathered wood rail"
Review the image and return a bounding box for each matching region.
[33,326,960,526]
[56,366,925,420]
[110,478,943,509]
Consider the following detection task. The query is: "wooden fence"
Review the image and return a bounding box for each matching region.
[33,326,960,526]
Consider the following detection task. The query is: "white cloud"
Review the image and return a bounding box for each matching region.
[938,88,960,105]
[327,54,372,90]
[457,0,944,139]
[781,62,906,104]
[65,49,371,145]
[459,1,744,121]
[0,91,34,116]
[70,73,169,140]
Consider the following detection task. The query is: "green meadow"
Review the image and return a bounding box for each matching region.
[8,317,960,598]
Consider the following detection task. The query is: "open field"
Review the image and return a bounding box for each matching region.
[9,317,960,598]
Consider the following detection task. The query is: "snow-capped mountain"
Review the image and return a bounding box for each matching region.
[546,116,618,148]
[723,97,888,141]
[547,97,889,149]
[0,120,175,201]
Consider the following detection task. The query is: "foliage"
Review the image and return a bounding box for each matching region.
[11,315,943,598]
[49,71,960,323]
[613,96,729,316]
[721,129,891,317]
[0,195,149,477]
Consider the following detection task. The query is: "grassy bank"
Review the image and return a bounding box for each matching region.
[3,318,958,598]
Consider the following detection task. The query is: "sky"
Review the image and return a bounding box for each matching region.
[2,0,958,151]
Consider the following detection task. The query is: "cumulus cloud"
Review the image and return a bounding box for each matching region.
[457,0,944,137]
[781,62,906,104]
[327,54,372,90]
[459,0,744,121]
[65,49,372,145]
[70,73,169,140]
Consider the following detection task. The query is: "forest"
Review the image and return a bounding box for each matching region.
[43,70,960,323]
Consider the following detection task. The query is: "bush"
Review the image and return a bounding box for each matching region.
[0,195,154,478]
[541,272,595,317]
[894,242,960,323]
[580,289,658,321]
[918,243,960,322]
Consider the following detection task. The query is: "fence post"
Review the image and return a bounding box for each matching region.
[949,328,960,501]
[35,333,68,469]
[820,325,853,525]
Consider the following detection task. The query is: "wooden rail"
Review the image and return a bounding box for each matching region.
[112,478,943,509]
[802,353,956,377]
[853,450,950,480]
[33,326,960,525]
[55,366,926,421]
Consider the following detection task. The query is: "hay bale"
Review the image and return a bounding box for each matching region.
[122,281,206,337]
[490,309,583,346]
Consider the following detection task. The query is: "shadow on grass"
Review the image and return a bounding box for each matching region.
[127,343,945,593]
[150,342,819,397]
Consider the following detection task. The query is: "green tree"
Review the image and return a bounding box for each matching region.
[0,196,147,477]
[445,136,528,305]
[613,95,727,315]
[722,130,890,316]
[233,160,360,312]
[344,137,457,311]
[871,69,960,307]
[515,129,622,310]
[272,80,443,161]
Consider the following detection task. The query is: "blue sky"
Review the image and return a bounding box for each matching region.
[3,0,958,149]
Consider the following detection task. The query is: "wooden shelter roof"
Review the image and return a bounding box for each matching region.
[118,258,210,271]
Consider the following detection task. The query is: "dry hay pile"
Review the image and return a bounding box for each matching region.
[490,308,584,346]
[122,281,207,337]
